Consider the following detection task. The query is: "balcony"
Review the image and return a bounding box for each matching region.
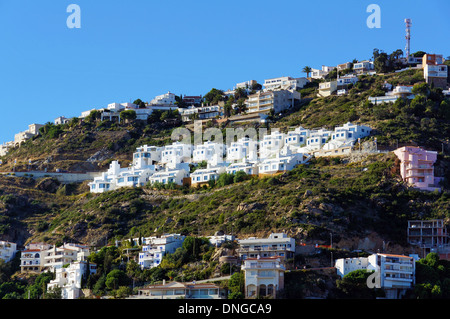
[243,263,285,271]
[238,246,291,252]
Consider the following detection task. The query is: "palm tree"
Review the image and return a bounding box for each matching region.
[302,66,312,78]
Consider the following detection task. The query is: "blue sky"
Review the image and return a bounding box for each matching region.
[0,0,449,144]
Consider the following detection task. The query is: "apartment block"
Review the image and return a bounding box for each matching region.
[407,219,449,252]
[393,146,440,192]
[246,89,301,115]
[44,243,90,271]
[20,243,52,273]
[237,233,295,263]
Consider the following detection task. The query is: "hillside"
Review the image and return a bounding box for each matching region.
[0,67,449,252]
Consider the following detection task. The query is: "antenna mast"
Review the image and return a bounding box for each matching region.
[405,19,411,59]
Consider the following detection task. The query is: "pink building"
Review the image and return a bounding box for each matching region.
[393,146,441,192]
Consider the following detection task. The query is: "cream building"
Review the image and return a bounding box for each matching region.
[242,256,285,298]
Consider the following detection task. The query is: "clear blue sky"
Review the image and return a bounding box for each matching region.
[0,0,449,144]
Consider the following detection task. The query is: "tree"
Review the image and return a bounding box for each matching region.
[335,269,380,299]
[302,66,312,78]
[120,110,137,123]
[228,272,244,299]
[204,88,224,105]
[45,286,62,299]
[374,52,389,73]
[224,96,234,117]
[234,87,247,100]
[105,269,129,291]
[235,98,247,114]
[233,171,248,183]
[411,82,430,97]
[85,110,101,123]
[216,173,234,188]
[182,236,210,261]
[412,51,426,58]
[133,99,146,108]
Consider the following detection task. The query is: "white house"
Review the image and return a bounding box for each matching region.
[0,241,17,263]
[149,166,189,186]
[283,126,310,153]
[179,105,221,122]
[335,253,415,299]
[0,141,15,156]
[226,137,258,163]
[150,92,177,105]
[160,142,193,165]
[47,261,97,299]
[133,145,163,166]
[310,66,335,79]
[192,141,226,163]
[257,152,311,176]
[337,74,358,87]
[353,60,375,74]
[334,257,369,277]
[190,165,227,187]
[207,234,235,247]
[138,234,185,269]
[302,128,333,152]
[242,256,285,298]
[368,85,415,105]
[259,131,285,160]
[54,116,70,125]
[263,76,308,91]
[226,160,259,176]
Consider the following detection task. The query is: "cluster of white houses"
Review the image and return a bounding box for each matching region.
[88,122,372,193]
